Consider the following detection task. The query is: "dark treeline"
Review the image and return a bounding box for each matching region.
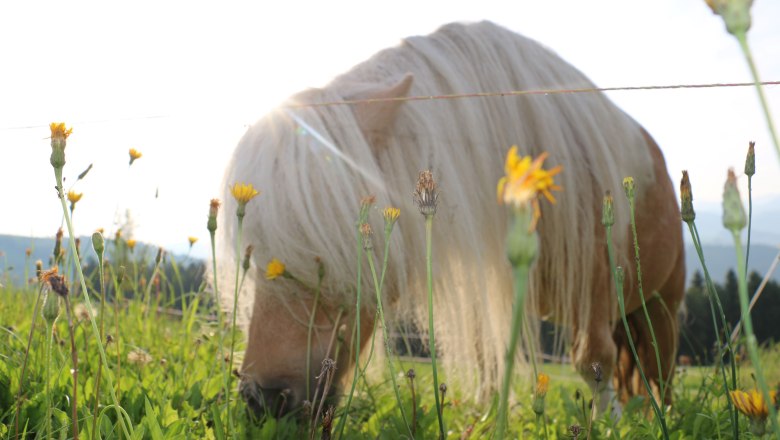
[678,269,780,364]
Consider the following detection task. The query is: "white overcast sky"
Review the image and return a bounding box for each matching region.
[1,1,778,258]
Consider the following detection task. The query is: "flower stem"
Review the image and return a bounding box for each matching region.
[625,192,666,403]
[730,231,780,438]
[227,215,246,439]
[367,252,413,437]
[495,263,529,439]
[605,222,668,439]
[425,215,445,439]
[335,221,365,439]
[54,166,132,438]
[208,228,230,439]
[735,32,780,162]
[305,285,322,402]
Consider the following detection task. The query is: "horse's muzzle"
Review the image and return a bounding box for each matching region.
[239,379,296,418]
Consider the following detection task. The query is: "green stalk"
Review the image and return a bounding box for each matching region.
[45,319,54,440]
[54,167,133,438]
[495,264,529,439]
[335,211,370,439]
[625,191,666,402]
[734,32,780,161]
[366,252,413,437]
[605,222,667,438]
[208,226,230,440]
[13,283,45,440]
[305,285,322,402]
[92,250,108,440]
[227,215,245,439]
[425,215,445,439]
[745,175,753,274]
[686,221,739,437]
[730,231,780,438]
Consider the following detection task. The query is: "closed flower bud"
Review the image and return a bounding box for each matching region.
[622,177,635,201]
[92,231,105,257]
[722,169,747,232]
[42,291,60,323]
[705,0,753,36]
[207,199,220,233]
[505,208,538,267]
[744,141,755,177]
[601,191,614,227]
[680,171,695,223]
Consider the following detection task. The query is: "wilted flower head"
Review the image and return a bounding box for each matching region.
[497,147,562,230]
[591,362,603,384]
[413,170,439,217]
[704,0,753,36]
[243,244,254,273]
[129,148,143,166]
[680,171,695,223]
[358,195,376,223]
[359,223,373,251]
[127,349,153,366]
[601,191,614,227]
[207,198,220,233]
[265,258,286,280]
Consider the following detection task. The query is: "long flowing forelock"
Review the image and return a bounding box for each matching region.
[219,21,656,400]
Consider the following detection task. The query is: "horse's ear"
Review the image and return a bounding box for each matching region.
[351,73,414,150]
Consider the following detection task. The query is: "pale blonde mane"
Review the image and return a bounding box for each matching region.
[218,21,654,400]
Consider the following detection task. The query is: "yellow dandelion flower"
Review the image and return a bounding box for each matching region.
[230,183,260,204]
[730,389,776,420]
[535,373,550,398]
[497,146,562,229]
[188,236,198,246]
[265,258,286,280]
[126,239,137,250]
[49,122,73,141]
[129,148,143,165]
[67,191,83,206]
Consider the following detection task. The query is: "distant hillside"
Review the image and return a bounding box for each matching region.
[0,234,198,285]
[685,243,780,285]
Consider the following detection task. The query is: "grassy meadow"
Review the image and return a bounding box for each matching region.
[3,3,780,438]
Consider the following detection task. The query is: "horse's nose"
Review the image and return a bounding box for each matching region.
[239,379,295,418]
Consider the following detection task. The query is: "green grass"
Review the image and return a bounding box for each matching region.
[2,279,779,439]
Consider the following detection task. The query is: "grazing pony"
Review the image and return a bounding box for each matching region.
[218,21,684,415]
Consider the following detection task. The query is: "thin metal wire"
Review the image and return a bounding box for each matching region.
[3,80,778,131]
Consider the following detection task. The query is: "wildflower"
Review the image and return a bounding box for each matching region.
[188,236,198,247]
[497,147,562,230]
[601,191,615,227]
[73,303,96,321]
[359,195,376,223]
[115,229,122,241]
[49,122,73,169]
[359,223,373,251]
[207,199,220,233]
[25,248,32,257]
[622,176,635,201]
[569,424,583,439]
[532,373,550,416]
[412,170,439,217]
[680,171,695,223]
[53,228,63,264]
[48,274,69,298]
[722,168,747,232]
[265,258,287,280]
[126,239,137,251]
[92,232,105,257]
[744,141,755,177]
[406,369,416,380]
[383,206,400,234]
[127,349,153,366]
[730,389,777,436]
[243,245,254,273]
[704,0,753,36]
[35,260,44,279]
[67,191,83,212]
[129,148,142,166]
[230,183,260,218]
